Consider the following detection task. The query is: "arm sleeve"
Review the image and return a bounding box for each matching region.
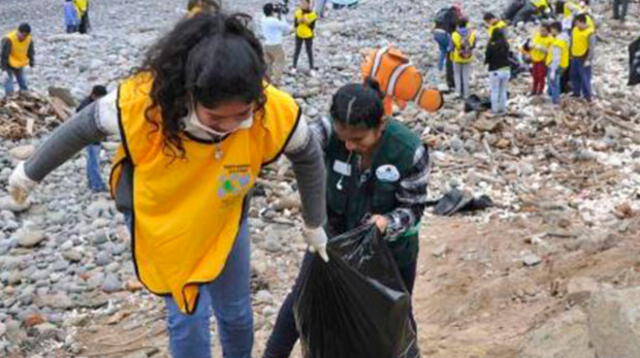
[28,41,34,66]
[1,38,11,69]
[284,118,327,229]
[587,35,596,62]
[385,145,430,239]
[23,103,110,182]
[308,116,331,150]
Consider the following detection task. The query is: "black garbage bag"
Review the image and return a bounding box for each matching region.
[464,94,492,113]
[293,225,419,358]
[429,189,494,216]
[629,37,640,86]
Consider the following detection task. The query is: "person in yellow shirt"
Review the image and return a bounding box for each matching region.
[292,0,318,75]
[483,12,508,39]
[570,13,595,101]
[73,0,90,33]
[547,21,570,104]
[6,13,328,358]
[1,23,34,97]
[450,18,477,99]
[529,23,553,95]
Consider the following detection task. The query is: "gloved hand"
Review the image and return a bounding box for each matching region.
[303,226,329,262]
[8,162,37,205]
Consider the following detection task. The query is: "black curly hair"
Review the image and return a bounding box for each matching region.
[135,12,267,159]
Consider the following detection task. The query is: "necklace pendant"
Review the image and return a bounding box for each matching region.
[215,147,223,160]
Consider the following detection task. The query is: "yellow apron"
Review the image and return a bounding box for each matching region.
[295,9,317,39]
[110,73,300,314]
[546,37,570,69]
[6,30,32,69]
[531,32,553,63]
[488,20,507,38]
[451,30,477,64]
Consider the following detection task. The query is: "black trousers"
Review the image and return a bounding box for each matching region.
[262,252,418,358]
[293,37,314,70]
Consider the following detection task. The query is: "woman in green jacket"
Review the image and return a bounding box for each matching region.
[263,79,431,358]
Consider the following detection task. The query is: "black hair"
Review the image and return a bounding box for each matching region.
[457,17,469,28]
[263,3,274,16]
[330,79,385,129]
[550,21,562,33]
[574,14,588,24]
[91,85,108,97]
[540,22,551,31]
[491,28,507,43]
[187,0,201,11]
[18,23,31,34]
[483,12,496,22]
[136,12,267,159]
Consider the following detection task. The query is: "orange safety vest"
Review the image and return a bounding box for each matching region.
[361,47,443,116]
[110,73,300,314]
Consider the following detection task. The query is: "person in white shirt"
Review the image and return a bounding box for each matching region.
[261,3,291,86]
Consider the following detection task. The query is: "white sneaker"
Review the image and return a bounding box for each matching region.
[309,70,317,77]
[291,68,297,75]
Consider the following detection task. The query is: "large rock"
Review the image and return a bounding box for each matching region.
[9,145,35,160]
[519,308,595,358]
[14,229,46,248]
[588,287,640,358]
[48,86,76,107]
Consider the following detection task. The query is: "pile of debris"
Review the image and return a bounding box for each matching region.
[0,92,72,140]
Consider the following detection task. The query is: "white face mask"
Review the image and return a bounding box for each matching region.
[188,109,254,137]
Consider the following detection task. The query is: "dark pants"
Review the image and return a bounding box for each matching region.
[513,2,537,24]
[570,58,592,101]
[263,252,418,358]
[446,55,455,90]
[79,13,90,34]
[613,0,630,21]
[293,37,314,70]
[504,0,525,22]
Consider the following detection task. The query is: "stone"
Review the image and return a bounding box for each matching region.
[588,287,640,358]
[95,251,111,266]
[432,244,448,258]
[567,277,600,306]
[0,195,31,212]
[9,145,36,160]
[63,249,83,263]
[15,229,46,248]
[47,86,76,107]
[522,253,542,267]
[101,274,122,293]
[35,293,74,310]
[0,322,6,337]
[34,322,58,339]
[24,313,46,327]
[519,308,594,358]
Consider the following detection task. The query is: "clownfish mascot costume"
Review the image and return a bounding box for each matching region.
[361,46,444,116]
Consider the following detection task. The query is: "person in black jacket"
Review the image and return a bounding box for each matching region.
[433,4,464,92]
[485,29,511,115]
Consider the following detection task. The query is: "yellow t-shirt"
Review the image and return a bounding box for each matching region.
[531,32,553,63]
[295,9,318,39]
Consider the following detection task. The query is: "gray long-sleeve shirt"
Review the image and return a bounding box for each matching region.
[23,92,327,228]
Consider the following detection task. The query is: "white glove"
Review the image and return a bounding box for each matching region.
[303,226,329,262]
[8,162,37,205]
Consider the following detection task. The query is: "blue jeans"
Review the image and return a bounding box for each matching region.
[570,58,592,101]
[4,67,28,95]
[547,67,564,105]
[433,31,450,72]
[66,25,78,33]
[85,144,107,192]
[164,221,253,358]
[489,68,510,114]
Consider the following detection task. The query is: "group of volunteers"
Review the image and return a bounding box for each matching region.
[4,1,435,357]
[432,0,600,116]
[63,0,91,34]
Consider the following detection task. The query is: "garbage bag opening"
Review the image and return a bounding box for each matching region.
[293,225,420,358]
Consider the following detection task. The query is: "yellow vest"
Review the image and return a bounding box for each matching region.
[295,9,318,39]
[110,73,300,314]
[488,20,507,39]
[451,30,477,64]
[546,36,570,68]
[531,32,553,63]
[571,26,594,58]
[531,0,549,9]
[6,30,32,69]
[187,5,203,18]
[73,0,88,15]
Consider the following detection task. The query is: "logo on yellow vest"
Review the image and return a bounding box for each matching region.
[218,164,252,202]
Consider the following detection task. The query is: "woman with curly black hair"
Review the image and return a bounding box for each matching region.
[7,12,328,358]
